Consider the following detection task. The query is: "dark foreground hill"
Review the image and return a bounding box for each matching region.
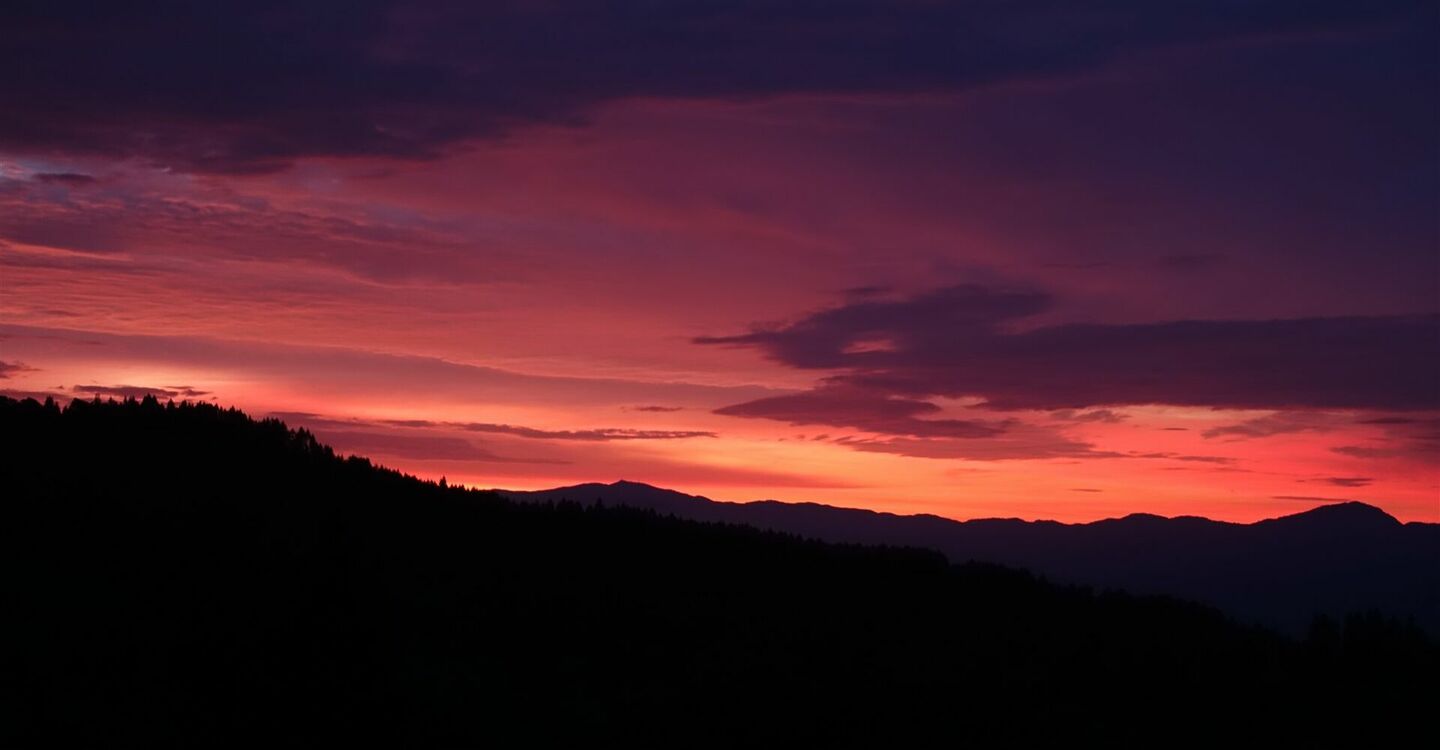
[503,481,1440,634]
[1,396,1434,745]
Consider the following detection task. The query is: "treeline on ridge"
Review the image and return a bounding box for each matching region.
[0,395,1433,745]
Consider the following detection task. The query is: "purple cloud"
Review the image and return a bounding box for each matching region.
[699,285,1440,412]
[274,411,713,442]
[320,430,563,464]
[1130,452,1237,465]
[0,360,33,379]
[713,386,1003,439]
[1051,409,1127,424]
[1201,412,1336,440]
[32,172,96,186]
[833,432,1121,461]
[269,411,372,430]
[72,383,210,399]
[460,423,714,441]
[1329,417,1440,462]
[0,388,66,402]
[1312,477,1373,488]
[0,1,1424,172]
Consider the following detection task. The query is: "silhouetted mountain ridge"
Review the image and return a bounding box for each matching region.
[502,481,1439,634]
[1,397,1434,744]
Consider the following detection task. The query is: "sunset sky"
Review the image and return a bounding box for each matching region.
[1,1,1436,522]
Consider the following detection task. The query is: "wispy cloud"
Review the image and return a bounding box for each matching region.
[72,384,210,399]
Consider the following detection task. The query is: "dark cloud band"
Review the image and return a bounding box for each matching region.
[2,0,1425,172]
[700,285,1440,424]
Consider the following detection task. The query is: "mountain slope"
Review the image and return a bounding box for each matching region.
[1,396,1434,744]
[502,481,1440,633]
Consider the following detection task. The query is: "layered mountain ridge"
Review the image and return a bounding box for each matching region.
[502,480,1440,633]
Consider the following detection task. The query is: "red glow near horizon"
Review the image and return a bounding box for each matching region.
[2,87,1436,523]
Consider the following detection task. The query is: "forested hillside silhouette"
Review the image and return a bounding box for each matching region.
[1,395,1433,745]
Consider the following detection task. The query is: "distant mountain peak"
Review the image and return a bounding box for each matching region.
[1269,501,1400,529]
[1114,512,1170,523]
